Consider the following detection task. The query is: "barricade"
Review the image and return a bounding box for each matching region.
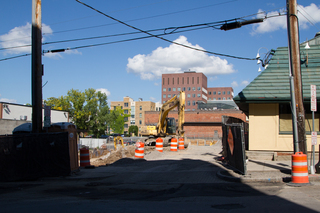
[80,147,90,167]
[178,137,185,150]
[170,138,178,152]
[292,152,309,184]
[135,141,145,158]
[156,138,163,152]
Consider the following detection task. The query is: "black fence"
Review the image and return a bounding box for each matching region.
[222,116,248,175]
[0,132,71,181]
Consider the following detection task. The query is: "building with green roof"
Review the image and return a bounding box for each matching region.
[234,32,320,152]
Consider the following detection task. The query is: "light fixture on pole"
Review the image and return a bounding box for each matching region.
[256,47,275,72]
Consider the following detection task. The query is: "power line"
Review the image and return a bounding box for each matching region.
[297,5,320,31]
[0,53,31,62]
[75,0,255,61]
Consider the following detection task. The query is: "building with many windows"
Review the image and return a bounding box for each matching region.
[161,71,233,110]
[110,97,158,135]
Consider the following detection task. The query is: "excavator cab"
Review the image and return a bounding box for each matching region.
[166,117,177,134]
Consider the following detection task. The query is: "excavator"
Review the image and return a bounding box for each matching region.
[140,91,185,146]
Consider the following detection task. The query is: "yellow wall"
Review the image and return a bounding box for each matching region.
[248,103,319,152]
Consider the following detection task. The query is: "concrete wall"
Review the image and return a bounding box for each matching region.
[248,103,319,152]
[0,119,29,135]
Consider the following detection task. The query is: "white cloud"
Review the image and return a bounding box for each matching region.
[252,3,320,34]
[231,81,238,87]
[96,88,111,97]
[0,94,17,103]
[150,97,156,101]
[241,80,250,86]
[154,82,159,86]
[0,22,52,55]
[126,36,235,80]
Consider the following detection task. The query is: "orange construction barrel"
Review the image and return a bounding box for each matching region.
[135,141,145,158]
[80,147,90,167]
[292,152,309,184]
[178,137,185,150]
[170,138,178,152]
[156,138,163,152]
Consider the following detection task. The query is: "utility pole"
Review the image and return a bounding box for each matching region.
[32,0,43,133]
[286,0,307,154]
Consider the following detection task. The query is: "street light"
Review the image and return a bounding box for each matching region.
[256,48,276,72]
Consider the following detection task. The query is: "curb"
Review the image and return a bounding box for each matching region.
[217,169,320,183]
[216,169,288,183]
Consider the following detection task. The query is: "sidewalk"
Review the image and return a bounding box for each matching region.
[217,158,320,183]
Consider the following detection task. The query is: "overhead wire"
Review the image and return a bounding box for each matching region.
[297,5,320,31]
[75,0,255,61]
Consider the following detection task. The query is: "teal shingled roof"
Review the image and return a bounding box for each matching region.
[234,35,320,113]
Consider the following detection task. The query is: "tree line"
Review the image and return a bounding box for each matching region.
[44,88,138,137]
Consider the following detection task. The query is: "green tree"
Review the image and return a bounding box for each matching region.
[44,88,110,137]
[109,106,130,134]
[128,125,138,136]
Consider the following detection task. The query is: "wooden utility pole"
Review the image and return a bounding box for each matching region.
[286,0,307,154]
[32,0,43,133]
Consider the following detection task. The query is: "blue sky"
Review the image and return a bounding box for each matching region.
[1,0,320,105]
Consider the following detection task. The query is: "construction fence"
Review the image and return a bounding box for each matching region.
[185,132,220,146]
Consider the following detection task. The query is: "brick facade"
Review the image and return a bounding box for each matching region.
[145,110,246,138]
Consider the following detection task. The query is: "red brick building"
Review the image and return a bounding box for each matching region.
[145,110,246,138]
[161,72,233,110]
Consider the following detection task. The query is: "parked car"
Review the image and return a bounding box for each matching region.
[100,135,109,139]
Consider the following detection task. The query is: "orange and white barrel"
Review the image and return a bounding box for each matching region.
[135,141,145,158]
[80,147,90,167]
[292,152,309,184]
[178,137,185,150]
[156,138,163,152]
[170,138,178,152]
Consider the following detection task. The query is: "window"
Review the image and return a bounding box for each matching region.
[140,106,142,110]
[192,94,195,98]
[124,124,128,128]
[227,97,231,100]
[163,94,166,98]
[197,94,201,97]
[182,77,184,84]
[192,101,196,106]
[187,94,190,98]
[192,77,194,84]
[163,88,166,92]
[213,91,216,95]
[168,78,169,84]
[131,115,135,118]
[121,106,123,109]
[227,91,230,95]
[223,97,226,100]
[209,98,211,100]
[139,120,142,125]
[173,88,176,91]
[124,117,128,121]
[188,87,191,91]
[218,91,221,95]
[218,98,221,100]
[163,101,166,103]
[197,77,199,84]
[139,113,142,118]
[114,106,116,110]
[213,98,216,100]
[177,78,179,84]
[187,101,190,106]
[192,87,195,91]
[163,78,165,85]
[223,91,226,95]
[168,94,171,98]
[280,103,319,133]
[198,87,201,91]
[172,78,174,85]
[168,88,171,91]
[178,87,181,91]
[124,110,128,114]
[131,120,135,124]
[187,77,189,84]
[209,92,211,95]
[124,102,128,107]
[183,87,186,91]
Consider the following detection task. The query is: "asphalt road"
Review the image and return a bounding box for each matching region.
[1,144,320,212]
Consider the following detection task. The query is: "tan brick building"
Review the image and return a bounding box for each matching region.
[110,97,157,135]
